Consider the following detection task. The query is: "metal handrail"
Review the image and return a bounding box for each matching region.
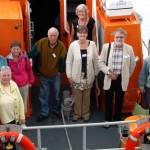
[22,120,138,150]
[64,0,69,33]
[92,0,100,51]
[28,2,32,50]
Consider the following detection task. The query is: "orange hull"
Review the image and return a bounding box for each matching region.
[0,0,144,115]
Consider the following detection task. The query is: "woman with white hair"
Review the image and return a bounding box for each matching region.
[70,4,97,45]
[0,66,25,125]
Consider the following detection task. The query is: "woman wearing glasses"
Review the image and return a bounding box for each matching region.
[6,40,34,113]
[66,25,99,122]
[0,66,25,125]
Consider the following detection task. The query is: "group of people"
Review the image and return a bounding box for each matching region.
[0,4,150,128]
[0,40,34,125]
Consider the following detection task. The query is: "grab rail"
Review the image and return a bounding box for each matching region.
[64,0,68,33]
[92,0,100,51]
[22,120,139,150]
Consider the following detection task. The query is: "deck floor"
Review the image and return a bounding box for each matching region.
[22,86,131,150]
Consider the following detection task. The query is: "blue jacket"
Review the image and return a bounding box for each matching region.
[139,56,150,89]
[0,55,7,68]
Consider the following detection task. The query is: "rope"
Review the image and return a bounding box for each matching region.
[61,96,74,150]
[142,39,149,51]
[61,96,74,112]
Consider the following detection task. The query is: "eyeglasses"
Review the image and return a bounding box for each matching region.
[115,36,124,39]
[78,32,87,34]
[78,10,86,13]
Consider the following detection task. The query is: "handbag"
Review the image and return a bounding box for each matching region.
[140,92,148,109]
[132,92,149,115]
[98,43,111,86]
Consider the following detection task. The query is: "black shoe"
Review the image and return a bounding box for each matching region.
[52,111,61,118]
[36,115,49,122]
[72,118,79,122]
[72,116,79,122]
[103,125,110,129]
[83,116,90,122]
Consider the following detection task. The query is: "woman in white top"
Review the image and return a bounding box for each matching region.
[66,25,99,122]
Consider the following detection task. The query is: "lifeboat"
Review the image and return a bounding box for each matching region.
[0,0,144,115]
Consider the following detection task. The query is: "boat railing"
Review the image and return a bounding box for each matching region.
[92,0,100,51]
[22,120,140,150]
[63,0,68,34]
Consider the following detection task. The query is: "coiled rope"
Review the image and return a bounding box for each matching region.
[61,92,74,150]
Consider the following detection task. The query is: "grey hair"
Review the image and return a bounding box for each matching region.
[77,25,88,33]
[0,66,11,75]
[47,27,59,37]
[76,4,89,15]
[112,28,127,36]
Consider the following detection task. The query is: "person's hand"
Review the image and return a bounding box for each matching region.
[68,78,73,84]
[29,84,32,87]
[108,72,117,80]
[139,88,145,93]
[19,119,26,124]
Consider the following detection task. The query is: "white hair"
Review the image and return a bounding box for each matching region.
[0,66,11,75]
[47,27,59,37]
[76,4,89,15]
[112,28,127,36]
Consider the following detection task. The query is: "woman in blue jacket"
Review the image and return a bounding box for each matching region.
[139,56,150,112]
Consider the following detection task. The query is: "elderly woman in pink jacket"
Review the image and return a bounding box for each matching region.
[6,40,34,113]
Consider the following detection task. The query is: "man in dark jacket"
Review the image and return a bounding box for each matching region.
[27,27,67,122]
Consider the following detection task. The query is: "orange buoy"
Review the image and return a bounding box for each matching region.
[126,122,150,150]
[120,115,145,148]
[0,131,36,150]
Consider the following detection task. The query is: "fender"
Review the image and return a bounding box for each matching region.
[126,122,150,150]
[0,131,36,150]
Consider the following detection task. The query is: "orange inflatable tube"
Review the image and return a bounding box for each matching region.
[0,131,36,150]
[126,122,150,150]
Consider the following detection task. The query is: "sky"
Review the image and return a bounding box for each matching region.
[132,0,150,57]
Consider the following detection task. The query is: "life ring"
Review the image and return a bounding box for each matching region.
[126,122,150,150]
[0,131,36,150]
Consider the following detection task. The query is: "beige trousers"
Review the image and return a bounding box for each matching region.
[73,88,91,118]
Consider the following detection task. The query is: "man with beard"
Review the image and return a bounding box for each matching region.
[99,28,136,128]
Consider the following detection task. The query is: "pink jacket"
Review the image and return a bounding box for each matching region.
[6,53,35,87]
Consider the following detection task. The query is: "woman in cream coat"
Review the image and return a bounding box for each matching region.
[66,25,99,122]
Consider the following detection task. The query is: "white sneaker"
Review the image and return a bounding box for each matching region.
[21,124,26,128]
[103,121,110,128]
